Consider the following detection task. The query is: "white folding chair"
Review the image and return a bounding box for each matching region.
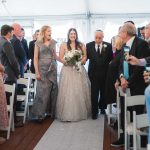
[133,112,148,150]
[107,103,117,125]
[116,86,130,138]
[24,73,37,99]
[24,73,37,116]
[124,95,146,150]
[0,83,16,139]
[16,78,30,124]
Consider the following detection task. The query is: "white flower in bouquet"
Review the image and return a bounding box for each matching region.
[63,49,83,72]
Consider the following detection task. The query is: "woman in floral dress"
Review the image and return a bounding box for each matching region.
[0,63,8,144]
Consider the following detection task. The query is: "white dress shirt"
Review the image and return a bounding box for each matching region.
[126,36,135,49]
[95,43,103,53]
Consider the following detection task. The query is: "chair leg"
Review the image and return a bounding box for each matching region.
[127,135,130,149]
[7,111,12,140]
[117,109,120,138]
[11,113,15,132]
[23,101,28,124]
[125,132,127,150]
[137,135,141,150]
[133,134,137,150]
[107,104,111,125]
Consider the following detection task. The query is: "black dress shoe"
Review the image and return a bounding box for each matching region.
[31,117,44,124]
[111,136,124,147]
[92,114,98,120]
[101,109,106,114]
[15,121,24,128]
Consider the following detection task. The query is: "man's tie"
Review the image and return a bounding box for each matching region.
[123,61,129,79]
[97,45,100,57]
[123,46,130,79]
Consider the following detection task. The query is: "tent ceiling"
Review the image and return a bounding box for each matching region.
[0,0,150,18]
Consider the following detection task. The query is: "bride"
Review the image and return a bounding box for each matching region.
[56,28,91,122]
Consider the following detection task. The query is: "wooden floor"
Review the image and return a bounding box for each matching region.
[103,117,124,150]
[0,117,53,150]
[0,116,124,150]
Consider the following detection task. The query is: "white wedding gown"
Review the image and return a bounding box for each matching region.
[56,61,91,122]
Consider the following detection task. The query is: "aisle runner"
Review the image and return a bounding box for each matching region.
[34,116,104,150]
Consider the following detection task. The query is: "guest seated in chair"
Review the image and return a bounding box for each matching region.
[128,55,150,148]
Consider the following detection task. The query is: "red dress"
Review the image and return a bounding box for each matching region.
[0,73,8,128]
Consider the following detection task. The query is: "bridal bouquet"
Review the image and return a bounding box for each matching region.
[64,49,83,72]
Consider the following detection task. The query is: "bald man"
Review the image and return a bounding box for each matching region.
[11,23,27,77]
[86,30,113,119]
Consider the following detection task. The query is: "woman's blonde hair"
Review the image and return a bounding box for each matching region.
[37,25,50,43]
[115,36,124,50]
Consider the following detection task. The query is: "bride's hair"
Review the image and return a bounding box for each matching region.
[67,28,82,50]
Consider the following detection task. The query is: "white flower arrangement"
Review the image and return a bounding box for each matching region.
[63,49,83,72]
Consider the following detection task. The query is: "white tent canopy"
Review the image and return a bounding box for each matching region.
[0,0,150,43]
[0,0,150,19]
[0,0,150,72]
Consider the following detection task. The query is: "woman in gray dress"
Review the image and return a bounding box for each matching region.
[31,25,58,121]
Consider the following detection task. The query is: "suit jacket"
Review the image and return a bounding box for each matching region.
[86,41,113,81]
[11,35,27,66]
[29,40,36,73]
[120,36,150,95]
[0,37,20,82]
[21,38,29,60]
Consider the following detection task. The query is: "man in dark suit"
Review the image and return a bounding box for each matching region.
[0,25,23,127]
[86,30,113,119]
[29,29,39,73]
[21,28,29,72]
[111,22,150,147]
[11,23,27,78]
[0,25,20,83]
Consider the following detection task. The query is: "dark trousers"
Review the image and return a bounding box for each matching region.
[91,77,107,117]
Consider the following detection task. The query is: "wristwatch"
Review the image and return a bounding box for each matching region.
[120,74,124,79]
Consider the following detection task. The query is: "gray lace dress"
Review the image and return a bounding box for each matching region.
[30,39,58,119]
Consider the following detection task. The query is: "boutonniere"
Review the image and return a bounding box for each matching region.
[102,44,107,52]
[103,44,107,48]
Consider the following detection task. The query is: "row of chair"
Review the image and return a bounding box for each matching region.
[0,73,37,140]
[107,87,149,150]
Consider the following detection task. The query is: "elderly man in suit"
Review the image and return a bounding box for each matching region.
[86,30,113,119]
[111,22,150,147]
[11,23,27,78]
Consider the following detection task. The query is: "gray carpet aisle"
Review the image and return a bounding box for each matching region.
[34,116,104,150]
